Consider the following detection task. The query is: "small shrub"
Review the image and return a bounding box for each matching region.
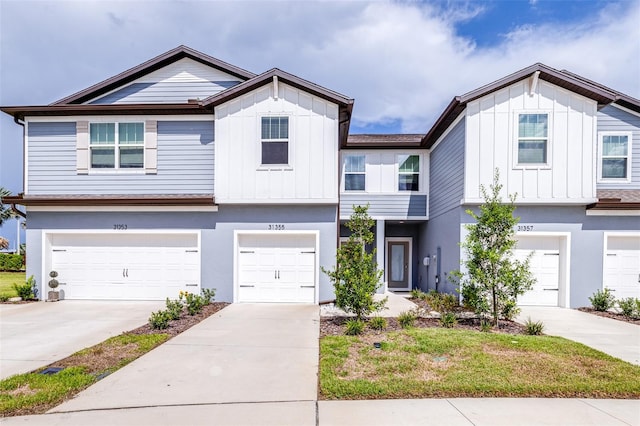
[500,300,520,321]
[369,316,387,330]
[345,318,365,335]
[410,289,426,300]
[524,317,545,335]
[201,288,216,304]
[0,253,24,271]
[149,310,171,330]
[398,311,417,329]
[618,297,640,319]
[181,291,205,315]
[425,291,458,314]
[27,275,38,300]
[0,295,9,302]
[440,312,457,328]
[12,282,33,300]
[165,298,184,320]
[480,320,492,332]
[589,288,616,312]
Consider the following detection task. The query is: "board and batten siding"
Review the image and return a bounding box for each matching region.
[340,194,427,219]
[429,118,465,218]
[87,58,242,105]
[214,82,339,203]
[464,79,597,203]
[596,104,640,189]
[26,120,214,195]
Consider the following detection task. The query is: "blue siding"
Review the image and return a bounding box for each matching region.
[27,121,214,195]
[26,205,337,303]
[597,105,640,189]
[340,194,427,218]
[90,81,241,104]
[429,118,465,218]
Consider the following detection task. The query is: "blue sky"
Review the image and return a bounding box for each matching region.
[1,0,639,248]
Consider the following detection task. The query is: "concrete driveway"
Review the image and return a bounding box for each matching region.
[517,306,640,365]
[0,300,164,379]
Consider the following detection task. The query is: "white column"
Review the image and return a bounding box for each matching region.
[376,219,385,294]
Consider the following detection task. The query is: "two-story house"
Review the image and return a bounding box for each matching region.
[415,64,640,307]
[2,49,638,307]
[1,46,353,304]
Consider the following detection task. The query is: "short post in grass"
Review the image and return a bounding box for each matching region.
[48,270,60,302]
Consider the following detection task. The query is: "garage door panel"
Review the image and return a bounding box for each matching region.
[51,233,200,301]
[237,234,316,303]
[514,236,561,306]
[605,236,640,300]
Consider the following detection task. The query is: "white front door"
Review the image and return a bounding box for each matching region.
[514,236,561,306]
[604,236,640,299]
[237,233,316,303]
[50,233,200,300]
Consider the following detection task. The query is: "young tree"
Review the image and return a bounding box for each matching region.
[322,205,386,320]
[455,170,535,328]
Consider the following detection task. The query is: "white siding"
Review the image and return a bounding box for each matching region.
[214,82,339,203]
[464,79,598,203]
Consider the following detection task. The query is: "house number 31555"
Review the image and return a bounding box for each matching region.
[113,224,128,230]
[268,224,285,230]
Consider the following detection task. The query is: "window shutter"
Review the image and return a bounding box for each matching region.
[76,121,89,174]
[145,120,157,174]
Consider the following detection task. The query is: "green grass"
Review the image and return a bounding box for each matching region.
[320,328,640,399]
[0,333,169,416]
[0,272,25,298]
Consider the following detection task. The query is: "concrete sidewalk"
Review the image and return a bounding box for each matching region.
[517,306,640,365]
[2,398,638,425]
[0,300,164,379]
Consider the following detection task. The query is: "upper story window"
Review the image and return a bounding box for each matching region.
[261,116,289,165]
[599,132,632,181]
[90,122,144,169]
[517,114,548,164]
[344,155,365,191]
[398,154,419,191]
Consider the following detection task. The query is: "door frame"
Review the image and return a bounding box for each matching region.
[233,230,319,303]
[385,237,412,291]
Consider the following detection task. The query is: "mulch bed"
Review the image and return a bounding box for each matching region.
[577,307,640,325]
[127,302,229,337]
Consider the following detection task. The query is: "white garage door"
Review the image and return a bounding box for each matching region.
[51,233,200,300]
[604,236,640,300]
[514,236,561,306]
[237,233,316,303]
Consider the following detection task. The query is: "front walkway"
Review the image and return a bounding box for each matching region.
[517,306,640,365]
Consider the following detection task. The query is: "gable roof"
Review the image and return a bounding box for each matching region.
[422,63,640,148]
[52,45,256,105]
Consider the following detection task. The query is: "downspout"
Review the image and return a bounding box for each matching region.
[11,204,26,219]
[14,115,26,195]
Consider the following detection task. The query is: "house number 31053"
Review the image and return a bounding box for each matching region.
[113,224,128,230]
[268,224,285,230]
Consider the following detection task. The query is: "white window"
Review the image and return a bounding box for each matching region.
[344,155,365,191]
[517,114,548,164]
[599,132,632,181]
[398,154,420,191]
[90,122,144,169]
[261,116,289,165]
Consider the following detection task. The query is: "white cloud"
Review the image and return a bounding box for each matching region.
[0,0,638,136]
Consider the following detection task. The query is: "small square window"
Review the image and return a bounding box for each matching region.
[398,155,420,191]
[517,114,548,164]
[599,132,631,181]
[261,117,289,165]
[344,155,365,191]
[89,122,144,169]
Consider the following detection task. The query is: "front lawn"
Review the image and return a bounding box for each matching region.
[0,272,25,298]
[319,327,640,399]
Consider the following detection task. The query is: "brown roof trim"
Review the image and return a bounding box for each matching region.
[586,202,640,210]
[1,104,210,121]
[344,133,425,149]
[52,46,256,105]
[422,63,621,148]
[202,68,354,147]
[2,194,215,206]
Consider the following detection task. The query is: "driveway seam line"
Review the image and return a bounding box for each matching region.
[445,399,477,426]
[49,399,318,415]
[578,399,633,426]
